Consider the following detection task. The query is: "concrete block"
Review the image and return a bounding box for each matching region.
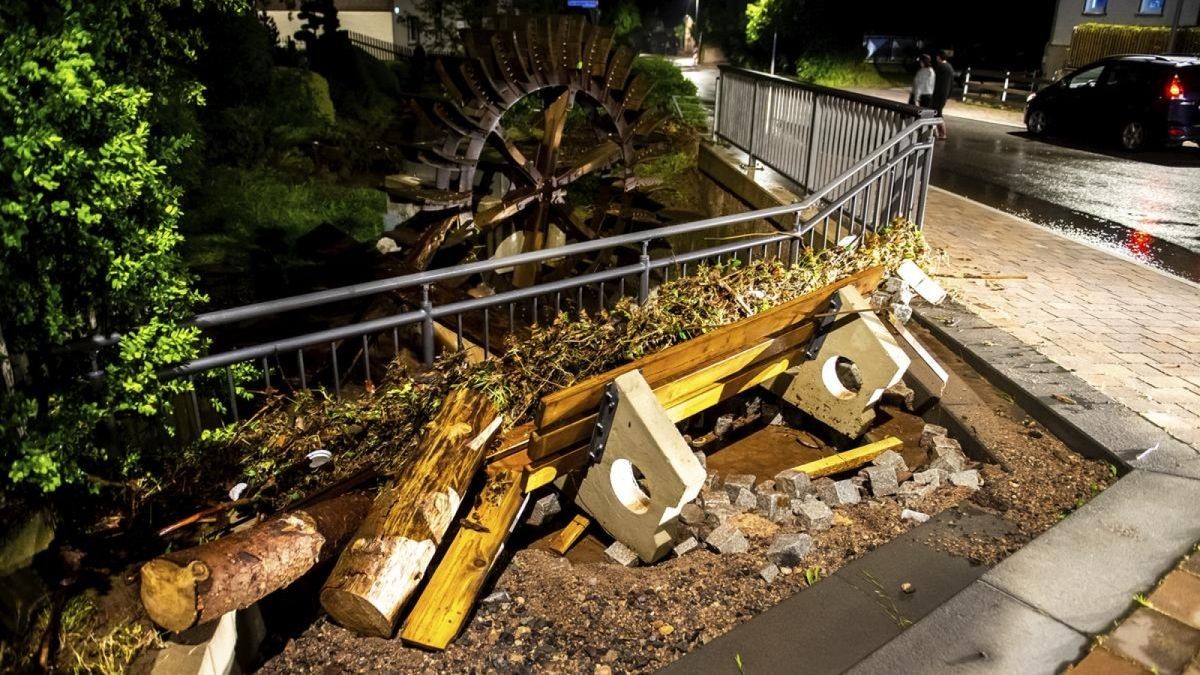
[793,498,833,531]
[723,474,756,502]
[605,540,640,567]
[913,469,941,487]
[900,509,930,523]
[705,523,750,555]
[732,487,758,512]
[929,437,968,473]
[813,477,839,504]
[673,537,700,557]
[833,479,862,506]
[757,492,792,523]
[700,490,731,508]
[919,424,948,450]
[897,481,935,503]
[774,469,813,499]
[753,479,776,496]
[576,371,707,563]
[703,503,738,528]
[526,492,562,527]
[680,503,706,527]
[759,563,781,584]
[693,451,707,470]
[864,465,899,497]
[949,470,982,489]
[872,449,908,473]
[767,533,813,567]
[703,471,722,491]
[713,414,735,439]
[763,286,910,438]
[895,259,946,305]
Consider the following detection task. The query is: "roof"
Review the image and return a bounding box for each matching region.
[1101,54,1200,67]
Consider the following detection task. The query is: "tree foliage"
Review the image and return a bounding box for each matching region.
[0,1,244,494]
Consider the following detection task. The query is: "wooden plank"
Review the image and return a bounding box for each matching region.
[547,514,591,555]
[400,466,526,650]
[533,267,885,442]
[486,422,535,462]
[791,437,902,479]
[528,326,814,460]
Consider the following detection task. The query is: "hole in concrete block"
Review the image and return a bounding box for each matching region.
[611,459,652,514]
[822,356,862,400]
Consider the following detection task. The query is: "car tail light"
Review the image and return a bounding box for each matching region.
[1167,74,1184,99]
[1169,127,1185,137]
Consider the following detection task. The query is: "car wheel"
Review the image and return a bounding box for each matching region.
[1027,110,1049,136]
[1120,120,1147,151]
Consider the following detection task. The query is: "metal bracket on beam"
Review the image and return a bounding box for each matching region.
[806,293,842,360]
[588,382,620,464]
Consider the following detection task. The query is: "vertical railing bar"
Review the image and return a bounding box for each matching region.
[363,334,371,383]
[189,377,202,432]
[262,357,271,391]
[484,308,491,359]
[298,350,307,390]
[456,314,464,350]
[331,342,341,400]
[227,366,239,421]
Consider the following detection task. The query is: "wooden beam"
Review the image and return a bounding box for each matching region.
[532,267,885,443]
[320,390,503,638]
[432,321,487,364]
[400,466,526,651]
[790,437,903,479]
[547,514,591,555]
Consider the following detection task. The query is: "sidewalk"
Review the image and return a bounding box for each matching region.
[922,187,1200,454]
[849,87,1026,127]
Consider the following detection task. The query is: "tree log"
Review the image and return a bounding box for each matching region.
[320,388,503,637]
[139,492,373,632]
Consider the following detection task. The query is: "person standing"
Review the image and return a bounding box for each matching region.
[930,50,955,140]
[910,54,935,107]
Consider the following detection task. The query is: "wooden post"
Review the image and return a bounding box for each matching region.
[139,493,373,632]
[320,388,503,637]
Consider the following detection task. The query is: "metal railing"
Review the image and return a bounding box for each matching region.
[87,69,937,432]
[345,31,458,61]
[714,65,935,196]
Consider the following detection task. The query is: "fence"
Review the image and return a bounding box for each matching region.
[1067,23,1200,69]
[87,69,938,431]
[714,65,935,198]
[345,31,459,60]
[961,68,1041,108]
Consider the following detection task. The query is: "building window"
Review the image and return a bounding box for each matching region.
[1083,0,1107,14]
[407,16,420,44]
[1138,0,1165,15]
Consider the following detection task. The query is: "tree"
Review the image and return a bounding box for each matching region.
[0,1,245,495]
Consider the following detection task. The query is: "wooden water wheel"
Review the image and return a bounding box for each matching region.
[391,15,668,287]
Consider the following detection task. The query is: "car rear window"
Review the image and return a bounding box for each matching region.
[1179,66,1200,90]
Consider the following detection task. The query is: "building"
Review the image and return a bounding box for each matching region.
[258,0,452,51]
[1044,0,1200,74]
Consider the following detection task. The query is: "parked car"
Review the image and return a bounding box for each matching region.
[1024,54,1200,151]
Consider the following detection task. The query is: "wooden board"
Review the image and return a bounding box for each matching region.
[547,514,591,555]
[400,466,526,650]
[532,267,885,444]
[792,437,902,478]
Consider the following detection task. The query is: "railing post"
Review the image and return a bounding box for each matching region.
[962,67,971,101]
[1002,71,1011,103]
[712,73,722,143]
[638,242,651,304]
[804,95,820,192]
[747,80,759,172]
[421,283,435,365]
[915,126,935,228]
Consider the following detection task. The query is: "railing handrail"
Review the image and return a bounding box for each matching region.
[158,133,935,376]
[184,115,935,331]
[717,64,936,120]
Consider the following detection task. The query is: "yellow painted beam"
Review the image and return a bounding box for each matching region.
[547,514,591,555]
[792,437,902,478]
[400,466,525,651]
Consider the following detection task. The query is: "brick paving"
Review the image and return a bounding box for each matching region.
[922,187,1200,452]
[1067,544,1200,674]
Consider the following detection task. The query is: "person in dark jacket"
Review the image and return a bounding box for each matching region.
[930,50,955,139]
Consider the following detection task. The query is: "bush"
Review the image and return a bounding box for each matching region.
[266,67,337,145]
[631,56,707,128]
[795,54,900,89]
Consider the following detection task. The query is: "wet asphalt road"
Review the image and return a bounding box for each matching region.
[930,117,1200,282]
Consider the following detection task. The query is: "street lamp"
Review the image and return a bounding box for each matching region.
[695,0,702,64]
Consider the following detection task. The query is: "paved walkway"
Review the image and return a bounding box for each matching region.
[1068,546,1200,674]
[849,87,1026,128]
[923,187,1200,453]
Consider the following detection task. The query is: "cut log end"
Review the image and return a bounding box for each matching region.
[139,558,207,633]
[319,587,395,638]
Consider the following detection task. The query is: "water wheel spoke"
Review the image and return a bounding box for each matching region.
[555,140,622,187]
[486,134,542,187]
